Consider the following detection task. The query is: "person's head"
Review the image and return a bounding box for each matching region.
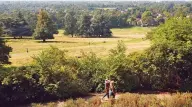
[105,79,109,83]
[105,79,108,82]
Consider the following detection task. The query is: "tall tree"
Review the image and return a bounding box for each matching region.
[24,11,37,33]
[64,10,77,37]
[16,11,27,25]
[33,9,56,42]
[91,10,112,37]
[78,14,92,37]
[0,25,12,65]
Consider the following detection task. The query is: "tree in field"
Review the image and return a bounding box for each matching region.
[78,14,92,37]
[14,11,29,39]
[0,25,12,65]
[64,10,77,37]
[33,9,56,42]
[16,11,27,25]
[90,10,112,37]
[25,11,37,33]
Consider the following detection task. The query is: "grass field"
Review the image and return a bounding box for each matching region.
[5,27,151,66]
[31,92,192,107]
[111,27,152,38]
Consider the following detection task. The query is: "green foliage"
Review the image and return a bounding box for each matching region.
[103,41,140,92]
[144,17,192,90]
[33,9,57,42]
[141,11,156,26]
[2,17,192,105]
[78,14,92,37]
[0,47,89,106]
[148,17,192,42]
[0,26,12,65]
[33,46,89,98]
[0,11,32,38]
[1,66,41,104]
[24,11,37,32]
[64,10,77,37]
[76,51,108,92]
[90,10,112,37]
[64,10,112,38]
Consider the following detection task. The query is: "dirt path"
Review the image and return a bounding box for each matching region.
[35,92,173,107]
[56,93,121,107]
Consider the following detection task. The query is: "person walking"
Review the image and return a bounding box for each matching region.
[109,80,116,98]
[102,79,110,100]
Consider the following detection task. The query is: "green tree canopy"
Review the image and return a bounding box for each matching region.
[78,14,92,37]
[64,10,77,37]
[0,26,12,65]
[90,10,112,37]
[144,17,192,90]
[141,11,155,26]
[148,17,192,43]
[33,9,57,42]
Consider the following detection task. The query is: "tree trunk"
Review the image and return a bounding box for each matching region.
[72,34,73,38]
[43,39,46,42]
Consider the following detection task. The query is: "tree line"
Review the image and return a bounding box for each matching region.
[64,9,112,38]
[1,1,192,39]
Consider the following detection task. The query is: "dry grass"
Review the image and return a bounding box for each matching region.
[6,27,151,66]
[111,27,152,38]
[31,93,192,107]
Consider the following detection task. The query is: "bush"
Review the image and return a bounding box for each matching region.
[32,46,89,98]
[0,66,43,106]
[0,47,90,106]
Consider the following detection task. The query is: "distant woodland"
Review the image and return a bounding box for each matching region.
[0,1,192,38]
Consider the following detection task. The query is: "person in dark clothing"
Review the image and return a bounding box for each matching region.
[102,79,110,100]
[109,80,116,98]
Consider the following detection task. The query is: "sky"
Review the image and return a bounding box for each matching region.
[0,0,191,1]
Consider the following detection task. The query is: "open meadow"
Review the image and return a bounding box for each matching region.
[6,27,151,66]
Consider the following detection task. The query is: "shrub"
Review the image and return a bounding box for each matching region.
[0,47,90,106]
[32,46,89,98]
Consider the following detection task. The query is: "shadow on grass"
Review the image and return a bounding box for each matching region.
[2,37,32,40]
[36,41,77,43]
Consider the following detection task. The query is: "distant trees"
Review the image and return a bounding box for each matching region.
[64,10,112,38]
[0,11,32,38]
[0,26,12,65]
[33,9,58,42]
[64,10,77,37]
[90,11,112,37]
[141,11,156,26]
[78,14,92,37]
[1,1,192,38]
[24,11,37,33]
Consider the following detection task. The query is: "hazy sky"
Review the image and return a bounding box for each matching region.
[0,0,191,1]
